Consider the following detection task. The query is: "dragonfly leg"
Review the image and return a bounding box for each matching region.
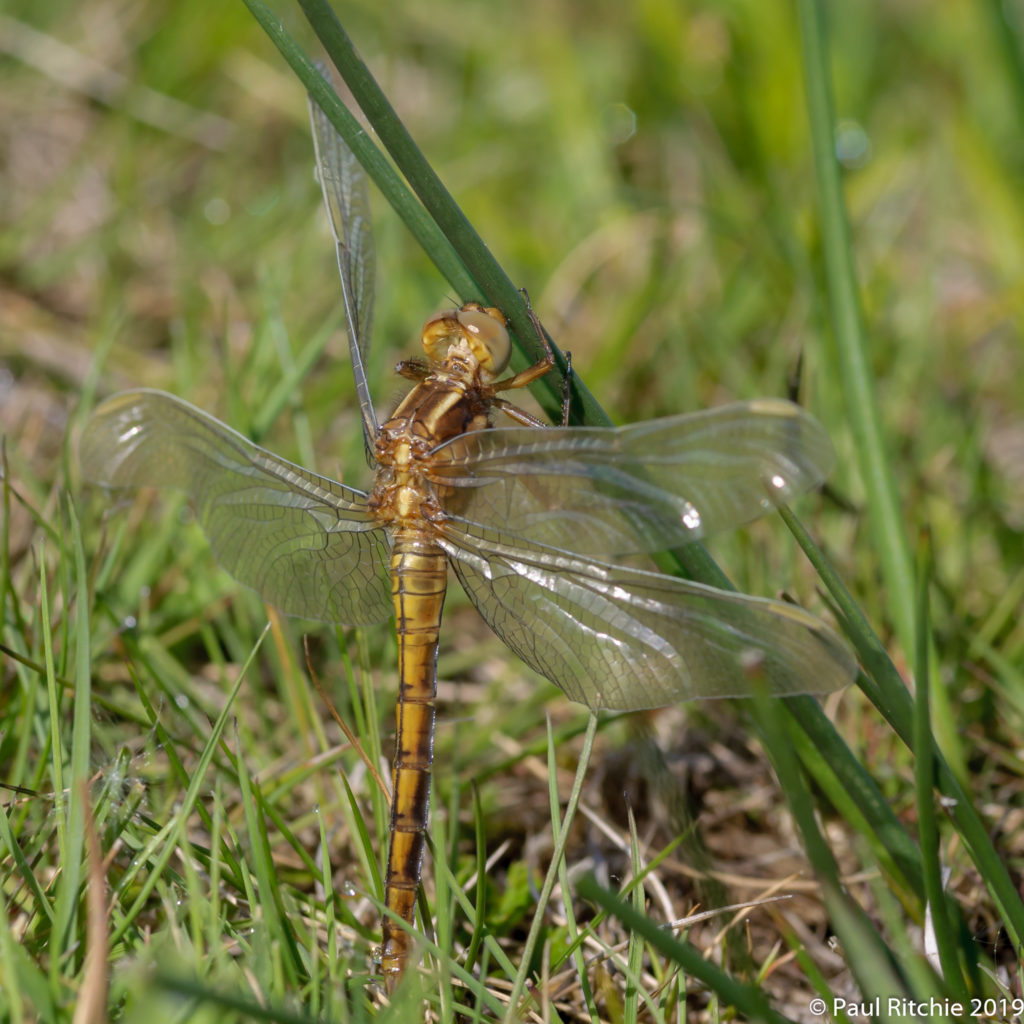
[491,352,572,426]
[490,353,554,393]
[510,299,576,424]
[395,358,431,382]
[524,302,574,424]
[559,350,574,426]
[488,300,577,429]
[491,301,557,394]
[491,396,549,427]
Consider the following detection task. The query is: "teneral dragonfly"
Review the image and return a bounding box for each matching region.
[79,93,857,990]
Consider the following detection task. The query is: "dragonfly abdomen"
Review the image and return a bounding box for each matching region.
[380,530,446,987]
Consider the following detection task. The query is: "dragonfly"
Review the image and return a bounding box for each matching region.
[79,91,857,990]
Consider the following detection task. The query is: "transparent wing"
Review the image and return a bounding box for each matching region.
[79,389,391,625]
[309,85,377,447]
[431,399,833,555]
[440,520,856,710]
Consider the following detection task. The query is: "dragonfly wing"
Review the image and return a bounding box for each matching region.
[432,399,833,555]
[440,520,856,710]
[79,389,391,626]
[309,85,378,448]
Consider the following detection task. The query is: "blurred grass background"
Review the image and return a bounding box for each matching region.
[2,0,1024,1020]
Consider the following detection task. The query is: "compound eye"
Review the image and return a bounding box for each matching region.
[457,306,510,375]
[421,309,462,363]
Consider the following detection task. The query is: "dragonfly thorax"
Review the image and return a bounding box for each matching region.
[367,453,444,528]
[370,372,487,530]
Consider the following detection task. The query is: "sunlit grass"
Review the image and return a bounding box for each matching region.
[2,0,1024,1021]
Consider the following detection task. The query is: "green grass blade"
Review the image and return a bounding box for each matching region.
[624,805,644,1024]
[152,973,322,1024]
[781,504,1024,948]
[0,889,53,1023]
[577,874,791,1024]
[552,804,597,1021]
[240,0,470,293]
[912,538,968,998]
[461,783,488,984]
[337,769,384,931]
[233,720,304,983]
[109,626,269,949]
[248,0,608,425]
[797,0,916,655]
[43,537,80,979]
[980,0,1024,130]
[65,500,95,950]
[754,682,913,1008]
[505,712,598,1022]
[296,0,578,393]
[778,696,922,895]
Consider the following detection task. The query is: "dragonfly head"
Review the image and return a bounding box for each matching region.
[422,302,510,380]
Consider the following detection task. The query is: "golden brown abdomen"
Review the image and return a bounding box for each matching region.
[379,529,447,986]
